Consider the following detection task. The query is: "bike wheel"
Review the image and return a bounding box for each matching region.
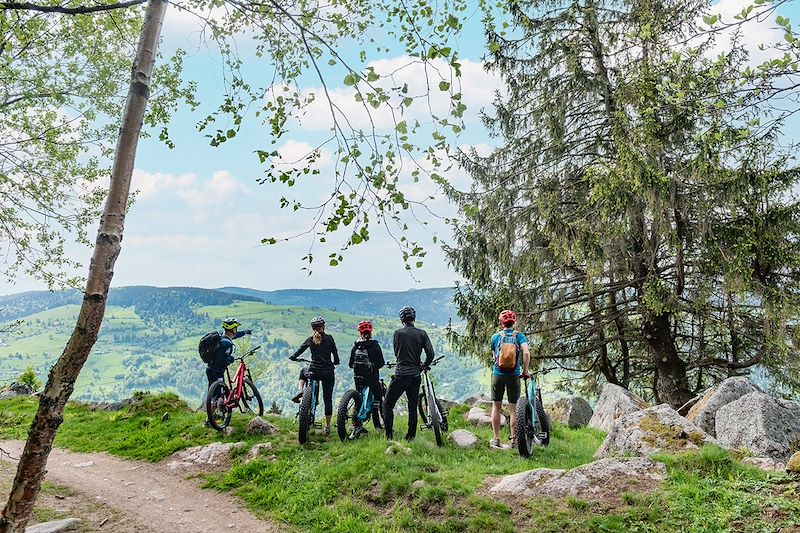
[336,389,362,442]
[298,385,314,444]
[436,399,449,432]
[206,381,232,431]
[240,378,264,416]
[515,399,533,458]
[535,395,551,447]
[426,386,443,447]
[418,390,429,427]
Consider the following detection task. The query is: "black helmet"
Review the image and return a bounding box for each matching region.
[399,306,416,322]
[310,316,325,327]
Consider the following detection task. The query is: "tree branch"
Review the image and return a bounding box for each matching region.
[0,0,145,15]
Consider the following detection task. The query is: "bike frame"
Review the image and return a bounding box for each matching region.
[221,346,259,409]
[421,357,445,426]
[355,379,374,423]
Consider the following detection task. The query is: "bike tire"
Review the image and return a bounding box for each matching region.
[418,390,429,427]
[241,378,264,416]
[426,385,443,446]
[336,389,362,442]
[515,399,533,458]
[206,381,232,431]
[298,385,314,444]
[535,395,551,447]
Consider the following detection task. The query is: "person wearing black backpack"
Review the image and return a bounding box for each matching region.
[349,321,385,431]
[206,317,252,394]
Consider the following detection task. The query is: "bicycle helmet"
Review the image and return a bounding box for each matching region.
[310,316,325,327]
[357,321,373,335]
[221,317,241,330]
[399,306,416,322]
[498,310,516,327]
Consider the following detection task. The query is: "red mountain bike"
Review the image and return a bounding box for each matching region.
[206,345,263,431]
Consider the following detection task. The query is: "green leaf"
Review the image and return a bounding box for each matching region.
[395,121,408,134]
[438,81,450,91]
[343,73,358,86]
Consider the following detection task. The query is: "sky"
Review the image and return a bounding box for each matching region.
[1,0,798,296]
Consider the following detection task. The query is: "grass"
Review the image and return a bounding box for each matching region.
[1,394,798,532]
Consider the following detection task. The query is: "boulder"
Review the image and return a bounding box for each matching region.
[463,393,492,407]
[547,396,593,429]
[245,416,278,436]
[741,457,786,472]
[385,443,412,456]
[166,442,244,469]
[588,383,648,432]
[489,457,666,501]
[0,382,33,401]
[448,429,479,449]
[594,404,715,459]
[715,392,800,460]
[786,451,800,473]
[25,518,81,533]
[246,442,274,461]
[464,406,505,427]
[437,398,462,412]
[686,377,760,436]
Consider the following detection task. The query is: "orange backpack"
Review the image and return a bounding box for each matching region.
[495,330,519,372]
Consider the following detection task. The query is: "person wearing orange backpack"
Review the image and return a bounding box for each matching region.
[489,310,530,449]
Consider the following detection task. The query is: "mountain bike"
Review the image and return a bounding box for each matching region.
[515,366,553,458]
[336,375,386,441]
[292,358,323,444]
[418,356,448,446]
[206,345,263,431]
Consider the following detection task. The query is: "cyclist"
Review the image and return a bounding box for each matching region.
[206,317,252,397]
[349,320,385,435]
[383,306,434,441]
[489,309,530,450]
[289,316,339,435]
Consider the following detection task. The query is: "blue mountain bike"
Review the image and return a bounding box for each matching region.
[292,358,321,444]
[336,375,386,441]
[515,367,552,458]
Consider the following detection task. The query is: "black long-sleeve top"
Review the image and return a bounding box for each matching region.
[392,325,435,377]
[292,333,339,373]
[349,339,385,378]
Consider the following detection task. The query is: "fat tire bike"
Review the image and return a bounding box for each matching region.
[336,375,386,441]
[515,367,553,458]
[206,345,263,431]
[292,358,325,444]
[418,356,448,446]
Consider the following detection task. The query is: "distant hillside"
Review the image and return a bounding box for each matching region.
[0,286,263,324]
[217,287,458,325]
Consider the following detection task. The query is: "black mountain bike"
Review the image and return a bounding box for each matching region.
[291,358,322,444]
[515,367,553,458]
[336,375,385,441]
[418,356,449,446]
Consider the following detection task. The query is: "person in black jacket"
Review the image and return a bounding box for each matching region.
[383,306,434,441]
[349,320,385,433]
[289,316,339,435]
[206,317,252,392]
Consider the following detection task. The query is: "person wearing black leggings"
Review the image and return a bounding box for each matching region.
[290,316,339,435]
[383,306,434,441]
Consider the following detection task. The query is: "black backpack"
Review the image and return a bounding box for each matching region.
[352,343,373,375]
[198,331,221,364]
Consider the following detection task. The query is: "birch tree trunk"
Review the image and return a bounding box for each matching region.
[0,1,168,530]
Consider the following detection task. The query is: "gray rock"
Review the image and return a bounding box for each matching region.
[448,429,479,449]
[437,398,461,412]
[246,442,274,461]
[166,442,244,469]
[0,382,33,400]
[223,426,235,437]
[385,443,412,456]
[245,416,278,436]
[25,518,80,533]
[594,404,715,459]
[588,383,648,432]
[490,457,666,500]
[715,391,800,460]
[464,406,505,427]
[547,396,593,429]
[741,457,786,472]
[786,451,800,473]
[463,393,492,407]
[686,377,760,437]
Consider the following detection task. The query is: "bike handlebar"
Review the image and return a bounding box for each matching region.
[521,366,557,378]
[291,357,312,364]
[385,355,444,370]
[235,345,262,360]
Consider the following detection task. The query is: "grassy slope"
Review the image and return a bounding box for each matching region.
[1,395,798,532]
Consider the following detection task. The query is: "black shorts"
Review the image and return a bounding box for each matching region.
[491,374,520,403]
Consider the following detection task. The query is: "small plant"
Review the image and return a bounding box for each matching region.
[267,400,283,415]
[17,366,40,391]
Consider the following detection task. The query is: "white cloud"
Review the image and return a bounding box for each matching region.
[706,0,785,64]
[134,170,196,200]
[177,171,249,209]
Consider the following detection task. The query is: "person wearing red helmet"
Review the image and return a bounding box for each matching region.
[489,309,530,449]
[348,320,386,434]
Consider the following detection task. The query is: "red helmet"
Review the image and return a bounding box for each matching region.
[498,310,516,326]
[357,321,373,335]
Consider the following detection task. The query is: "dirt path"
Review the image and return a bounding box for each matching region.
[0,441,284,533]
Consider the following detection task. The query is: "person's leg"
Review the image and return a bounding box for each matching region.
[404,375,421,441]
[322,372,335,429]
[490,374,505,444]
[292,369,307,403]
[507,376,521,441]
[367,374,384,428]
[383,377,405,440]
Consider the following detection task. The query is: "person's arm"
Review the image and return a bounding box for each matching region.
[290,337,311,360]
[393,330,400,359]
[422,331,435,367]
[373,342,385,369]
[331,336,340,365]
[349,345,356,368]
[233,329,252,339]
[518,333,531,375]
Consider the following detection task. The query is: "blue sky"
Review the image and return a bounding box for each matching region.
[1,0,798,296]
